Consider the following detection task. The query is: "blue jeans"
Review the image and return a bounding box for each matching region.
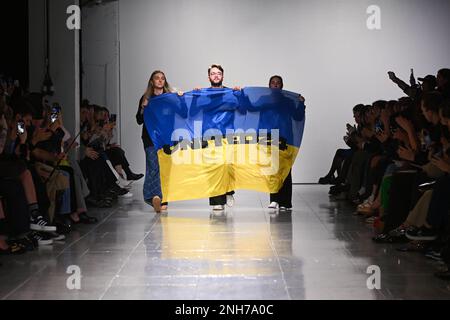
[143,146,163,202]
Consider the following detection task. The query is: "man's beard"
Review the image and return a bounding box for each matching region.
[210,80,223,88]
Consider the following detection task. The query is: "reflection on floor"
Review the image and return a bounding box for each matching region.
[1,185,450,300]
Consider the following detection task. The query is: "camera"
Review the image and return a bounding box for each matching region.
[17,121,25,135]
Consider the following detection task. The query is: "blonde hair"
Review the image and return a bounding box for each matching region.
[144,70,173,99]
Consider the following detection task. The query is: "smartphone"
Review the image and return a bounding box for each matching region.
[51,103,61,114]
[109,114,117,123]
[17,121,25,135]
[375,120,384,134]
[50,112,59,123]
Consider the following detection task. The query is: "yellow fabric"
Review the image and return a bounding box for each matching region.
[158,138,298,202]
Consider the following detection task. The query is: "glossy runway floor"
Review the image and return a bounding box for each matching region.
[1,185,450,300]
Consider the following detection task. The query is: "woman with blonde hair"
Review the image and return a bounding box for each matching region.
[136,71,173,213]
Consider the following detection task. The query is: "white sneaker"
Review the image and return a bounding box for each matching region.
[116,178,133,189]
[118,191,133,198]
[226,195,235,207]
[212,205,225,211]
[268,202,279,209]
[49,232,66,241]
[30,216,57,232]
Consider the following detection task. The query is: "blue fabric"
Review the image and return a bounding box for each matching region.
[143,146,163,201]
[144,87,305,151]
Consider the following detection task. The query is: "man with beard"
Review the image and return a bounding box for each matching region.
[195,64,238,211]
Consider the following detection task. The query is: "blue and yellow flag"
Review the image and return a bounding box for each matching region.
[144,87,305,202]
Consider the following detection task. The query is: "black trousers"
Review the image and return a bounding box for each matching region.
[383,171,426,233]
[270,170,292,208]
[80,157,116,199]
[426,174,450,230]
[105,147,130,169]
[209,191,235,206]
[0,179,30,236]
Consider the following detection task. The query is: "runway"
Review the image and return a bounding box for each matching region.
[1,185,449,300]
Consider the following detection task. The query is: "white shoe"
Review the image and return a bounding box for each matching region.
[119,191,133,198]
[268,202,279,209]
[212,205,225,211]
[116,179,133,189]
[226,194,235,207]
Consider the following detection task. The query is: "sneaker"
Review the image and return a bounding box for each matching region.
[112,185,131,196]
[268,202,279,209]
[372,233,391,243]
[30,216,57,232]
[226,194,235,207]
[212,205,225,211]
[48,232,66,242]
[118,191,133,198]
[389,226,407,238]
[425,250,442,261]
[31,232,54,246]
[318,175,336,185]
[365,216,376,224]
[116,178,133,189]
[406,227,438,241]
[126,173,144,181]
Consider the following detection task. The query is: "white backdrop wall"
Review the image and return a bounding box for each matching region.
[118,0,450,183]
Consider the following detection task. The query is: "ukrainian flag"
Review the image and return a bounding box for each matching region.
[144,87,305,202]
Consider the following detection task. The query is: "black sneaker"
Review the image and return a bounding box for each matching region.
[30,216,57,232]
[425,250,442,261]
[127,173,144,181]
[54,218,73,235]
[111,184,129,196]
[406,227,438,241]
[372,233,392,243]
[318,175,336,185]
[30,231,54,246]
